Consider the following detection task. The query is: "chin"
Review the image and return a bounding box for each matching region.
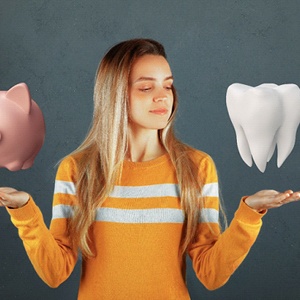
[152,122,168,130]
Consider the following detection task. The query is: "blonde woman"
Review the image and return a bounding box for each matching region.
[0,39,299,300]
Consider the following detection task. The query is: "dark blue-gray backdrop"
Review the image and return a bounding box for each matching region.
[1,1,300,299]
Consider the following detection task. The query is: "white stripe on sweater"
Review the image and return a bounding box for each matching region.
[54,181,219,198]
[52,205,219,224]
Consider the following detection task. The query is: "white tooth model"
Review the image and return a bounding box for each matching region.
[226,83,300,172]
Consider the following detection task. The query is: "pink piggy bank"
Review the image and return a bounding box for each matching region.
[0,83,45,171]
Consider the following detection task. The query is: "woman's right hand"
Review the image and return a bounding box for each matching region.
[0,187,30,209]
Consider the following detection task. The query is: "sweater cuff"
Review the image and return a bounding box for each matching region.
[6,197,39,221]
[234,196,267,224]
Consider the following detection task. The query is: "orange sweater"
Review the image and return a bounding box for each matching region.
[8,150,265,299]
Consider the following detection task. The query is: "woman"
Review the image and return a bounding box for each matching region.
[0,39,299,300]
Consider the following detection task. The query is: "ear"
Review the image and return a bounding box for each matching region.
[5,82,31,114]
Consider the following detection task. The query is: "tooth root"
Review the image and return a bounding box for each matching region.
[227,83,283,172]
[235,126,253,167]
[267,134,277,162]
[275,84,300,167]
[226,84,253,167]
[259,84,280,164]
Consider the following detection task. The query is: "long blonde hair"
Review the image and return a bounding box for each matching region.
[67,39,226,258]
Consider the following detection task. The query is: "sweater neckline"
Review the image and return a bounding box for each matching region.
[122,153,170,169]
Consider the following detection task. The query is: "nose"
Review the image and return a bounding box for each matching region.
[153,96,167,102]
[153,89,168,102]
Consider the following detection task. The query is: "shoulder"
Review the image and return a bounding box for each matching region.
[56,151,86,182]
[184,146,218,182]
[185,146,215,167]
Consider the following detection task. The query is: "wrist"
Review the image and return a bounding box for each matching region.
[244,197,265,213]
[8,194,30,209]
[18,194,30,208]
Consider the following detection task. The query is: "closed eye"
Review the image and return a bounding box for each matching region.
[139,87,152,92]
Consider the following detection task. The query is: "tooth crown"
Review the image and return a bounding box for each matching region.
[226,83,300,172]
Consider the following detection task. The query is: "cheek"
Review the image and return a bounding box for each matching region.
[128,97,144,120]
[129,92,149,110]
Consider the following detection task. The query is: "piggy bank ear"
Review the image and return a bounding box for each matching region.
[6,83,31,114]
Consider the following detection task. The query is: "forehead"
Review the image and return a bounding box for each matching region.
[130,55,172,80]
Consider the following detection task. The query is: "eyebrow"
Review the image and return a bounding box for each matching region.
[134,75,173,83]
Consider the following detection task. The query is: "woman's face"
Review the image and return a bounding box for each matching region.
[128,55,174,132]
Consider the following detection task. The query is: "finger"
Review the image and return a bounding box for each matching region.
[0,197,9,207]
[284,192,300,203]
[0,192,9,201]
[0,192,15,206]
[272,192,291,203]
[0,187,16,194]
[274,192,300,207]
[263,192,292,208]
[283,190,294,196]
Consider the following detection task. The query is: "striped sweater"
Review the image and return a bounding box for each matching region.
[7,150,265,299]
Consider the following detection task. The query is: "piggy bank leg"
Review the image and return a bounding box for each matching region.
[21,159,34,169]
[21,146,42,170]
[22,155,38,169]
[6,161,25,171]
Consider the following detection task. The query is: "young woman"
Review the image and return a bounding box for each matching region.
[0,39,299,300]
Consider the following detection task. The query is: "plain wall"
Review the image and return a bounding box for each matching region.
[1,1,300,299]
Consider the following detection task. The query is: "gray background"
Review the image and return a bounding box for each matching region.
[1,0,300,299]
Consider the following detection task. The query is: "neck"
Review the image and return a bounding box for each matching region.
[126,127,166,162]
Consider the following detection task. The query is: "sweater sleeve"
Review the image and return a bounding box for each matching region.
[188,155,265,290]
[6,156,78,288]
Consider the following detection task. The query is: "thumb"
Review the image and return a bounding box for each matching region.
[0,191,9,200]
[0,192,11,207]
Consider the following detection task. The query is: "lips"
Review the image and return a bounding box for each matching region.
[226,83,300,172]
[149,108,169,115]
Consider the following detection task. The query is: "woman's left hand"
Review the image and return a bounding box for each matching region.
[245,190,300,213]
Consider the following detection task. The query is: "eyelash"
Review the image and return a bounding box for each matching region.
[139,86,173,92]
[140,87,151,92]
